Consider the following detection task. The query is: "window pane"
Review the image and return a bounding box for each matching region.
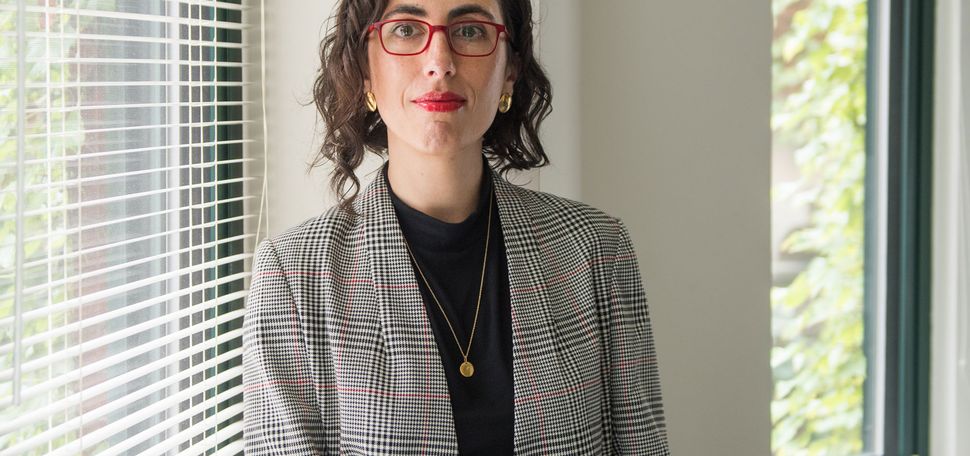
[0,1,253,454]
[770,0,879,454]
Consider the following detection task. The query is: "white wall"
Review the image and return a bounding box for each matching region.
[529,0,582,200]
[258,1,772,454]
[577,1,772,454]
[253,1,336,235]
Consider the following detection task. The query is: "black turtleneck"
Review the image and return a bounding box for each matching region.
[384,156,515,455]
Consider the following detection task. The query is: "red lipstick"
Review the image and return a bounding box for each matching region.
[413,91,466,112]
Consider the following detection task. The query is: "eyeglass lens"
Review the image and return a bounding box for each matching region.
[380,21,499,56]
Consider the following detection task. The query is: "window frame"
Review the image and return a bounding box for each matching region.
[877,0,934,454]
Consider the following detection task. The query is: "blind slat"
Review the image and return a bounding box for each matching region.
[23,120,257,140]
[2,57,253,67]
[50,366,245,456]
[0,273,245,391]
[0,265,249,333]
[0,248,252,327]
[16,249,246,306]
[9,335,242,440]
[4,344,245,456]
[23,100,254,115]
[17,211,254,270]
[0,255,252,358]
[14,237,248,302]
[0,209,255,308]
[9,335,242,432]
[0,30,247,48]
[0,283,248,383]
[17,201,255,246]
[0,81,257,89]
[2,2,252,12]
[0,179,256,223]
[13,139,256,167]
[1,230,252,331]
[102,394,244,456]
[129,396,244,456]
[0,5,251,27]
[19,157,253,193]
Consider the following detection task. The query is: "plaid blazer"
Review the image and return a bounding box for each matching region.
[242,160,670,455]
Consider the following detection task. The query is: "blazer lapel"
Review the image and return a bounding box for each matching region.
[490,166,564,454]
[356,158,559,454]
[354,162,460,453]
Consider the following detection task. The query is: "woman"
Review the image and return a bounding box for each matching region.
[242,0,670,454]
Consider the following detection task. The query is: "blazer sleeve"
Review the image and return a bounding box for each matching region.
[243,239,326,455]
[606,218,671,455]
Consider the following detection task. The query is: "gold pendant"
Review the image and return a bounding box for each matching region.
[459,361,475,377]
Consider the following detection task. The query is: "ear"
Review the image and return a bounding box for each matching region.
[503,56,518,93]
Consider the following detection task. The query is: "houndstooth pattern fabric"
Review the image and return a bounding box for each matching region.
[242,159,670,455]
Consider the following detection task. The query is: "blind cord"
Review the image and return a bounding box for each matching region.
[959,48,969,391]
[253,0,270,254]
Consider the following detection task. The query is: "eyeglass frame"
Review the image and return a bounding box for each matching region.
[366,18,509,57]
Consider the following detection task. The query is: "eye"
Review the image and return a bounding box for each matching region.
[452,23,487,40]
[389,21,425,39]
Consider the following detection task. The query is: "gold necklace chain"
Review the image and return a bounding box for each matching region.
[401,186,492,378]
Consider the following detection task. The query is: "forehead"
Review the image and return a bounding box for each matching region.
[380,0,502,22]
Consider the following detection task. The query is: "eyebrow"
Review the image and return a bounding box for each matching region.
[381,3,498,22]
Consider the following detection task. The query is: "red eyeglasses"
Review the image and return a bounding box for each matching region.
[367,19,508,57]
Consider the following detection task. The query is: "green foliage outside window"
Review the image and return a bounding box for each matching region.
[770,0,868,454]
[0,3,110,452]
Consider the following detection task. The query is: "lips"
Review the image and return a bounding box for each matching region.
[413,91,466,112]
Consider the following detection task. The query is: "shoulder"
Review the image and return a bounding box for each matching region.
[254,205,359,268]
[518,186,619,225]
[512,186,627,257]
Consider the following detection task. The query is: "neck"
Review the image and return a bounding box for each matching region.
[385,140,485,224]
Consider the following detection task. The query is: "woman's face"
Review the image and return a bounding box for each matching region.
[364,0,516,156]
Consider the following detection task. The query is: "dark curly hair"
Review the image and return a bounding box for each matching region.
[308,0,553,217]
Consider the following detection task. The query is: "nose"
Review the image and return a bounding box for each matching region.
[423,27,456,78]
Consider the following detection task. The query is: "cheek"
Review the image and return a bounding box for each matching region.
[371,60,412,103]
[367,47,395,87]
[475,68,507,107]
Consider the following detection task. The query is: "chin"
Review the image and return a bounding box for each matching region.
[418,128,462,149]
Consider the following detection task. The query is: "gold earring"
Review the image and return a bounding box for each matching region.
[498,92,513,113]
[365,91,378,112]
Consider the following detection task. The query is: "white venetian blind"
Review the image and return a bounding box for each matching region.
[0,0,261,454]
